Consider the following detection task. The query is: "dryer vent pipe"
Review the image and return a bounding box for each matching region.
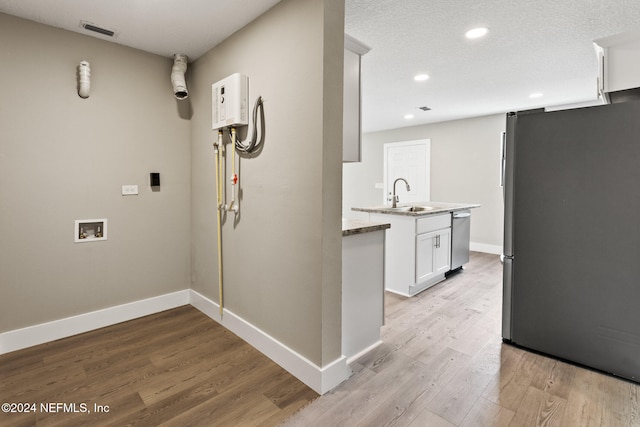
[78,60,91,99]
[171,54,189,100]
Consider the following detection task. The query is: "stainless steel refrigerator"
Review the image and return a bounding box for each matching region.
[502,101,640,383]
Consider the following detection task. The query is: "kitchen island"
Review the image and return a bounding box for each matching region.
[352,201,479,217]
[341,218,390,362]
[352,202,479,296]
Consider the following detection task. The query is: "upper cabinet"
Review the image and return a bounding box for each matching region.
[343,34,370,163]
[594,31,640,103]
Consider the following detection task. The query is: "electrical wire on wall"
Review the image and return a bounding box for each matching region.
[230,96,265,155]
[227,127,238,213]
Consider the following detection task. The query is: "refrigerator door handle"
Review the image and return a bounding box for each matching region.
[500,131,506,190]
[502,256,514,340]
[503,113,517,258]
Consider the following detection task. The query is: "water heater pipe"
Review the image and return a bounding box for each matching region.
[78,60,91,99]
[171,54,189,100]
[227,127,239,213]
[214,130,224,317]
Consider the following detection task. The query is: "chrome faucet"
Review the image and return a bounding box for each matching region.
[391,178,411,208]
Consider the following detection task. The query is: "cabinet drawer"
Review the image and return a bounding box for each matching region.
[416,214,451,234]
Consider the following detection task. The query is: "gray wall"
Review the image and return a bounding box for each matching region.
[0,13,191,332]
[343,114,506,250]
[190,0,344,367]
[1,0,346,369]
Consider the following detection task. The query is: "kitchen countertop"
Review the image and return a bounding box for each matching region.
[342,219,391,236]
[352,201,480,217]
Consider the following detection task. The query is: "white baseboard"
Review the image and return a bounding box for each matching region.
[0,288,350,395]
[189,289,349,395]
[346,340,383,365]
[0,290,190,355]
[470,242,503,255]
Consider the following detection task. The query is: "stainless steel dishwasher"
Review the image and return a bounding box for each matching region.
[449,210,471,273]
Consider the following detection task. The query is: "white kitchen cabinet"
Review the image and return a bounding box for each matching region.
[369,212,451,296]
[594,30,640,102]
[416,231,436,283]
[434,229,451,275]
[343,34,370,163]
[416,228,451,284]
[342,219,389,362]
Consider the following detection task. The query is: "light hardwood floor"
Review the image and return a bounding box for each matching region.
[283,252,640,427]
[2,253,638,426]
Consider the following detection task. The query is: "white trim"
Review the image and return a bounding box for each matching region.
[0,290,189,355]
[346,340,383,364]
[189,290,350,395]
[0,289,350,395]
[344,33,370,55]
[470,242,503,255]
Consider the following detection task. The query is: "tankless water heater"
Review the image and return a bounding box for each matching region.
[212,73,248,130]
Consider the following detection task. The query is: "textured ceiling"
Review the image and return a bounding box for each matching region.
[2,0,640,132]
[346,0,640,131]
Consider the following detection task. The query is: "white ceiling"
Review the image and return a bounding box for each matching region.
[2,0,640,132]
[0,0,282,59]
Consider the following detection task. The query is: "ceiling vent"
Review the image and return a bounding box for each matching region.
[418,106,431,111]
[80,21,116,37]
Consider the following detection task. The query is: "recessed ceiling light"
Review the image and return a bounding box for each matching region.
[465,27,488,39]
[529,92,544,98]
[414,74,430,81]
[404,114,415,120]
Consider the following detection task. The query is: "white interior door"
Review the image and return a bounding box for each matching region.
[383,139,430,205]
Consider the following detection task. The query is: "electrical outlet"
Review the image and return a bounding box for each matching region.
[122,185,139,195]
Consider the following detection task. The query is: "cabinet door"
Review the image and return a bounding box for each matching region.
[416,231,436,283]
[434,228,451,275]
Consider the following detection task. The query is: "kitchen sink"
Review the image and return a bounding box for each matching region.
[389,206,435,212]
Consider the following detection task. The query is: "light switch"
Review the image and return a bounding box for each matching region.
[122,185,139,195]
[150,172,160,187]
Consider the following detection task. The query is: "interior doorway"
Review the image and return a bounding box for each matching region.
[383,139,430,204]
